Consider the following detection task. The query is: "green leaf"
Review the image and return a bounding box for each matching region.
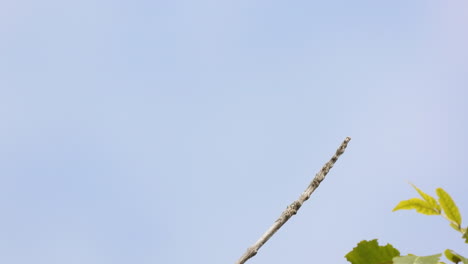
[411,184,441,213]
[393,198,441,215]
[445,249,468,264]
[345,239,400,264]
[445,249,462,264]
[393,254,442,264]
[436,188,462,227]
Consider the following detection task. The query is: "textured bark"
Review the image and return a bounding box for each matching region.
[235,137,351,264]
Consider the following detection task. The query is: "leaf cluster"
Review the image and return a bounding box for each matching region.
[346,185,467,264]
[393,185,463,232]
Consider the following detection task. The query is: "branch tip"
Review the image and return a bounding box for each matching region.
[235,137,351,264]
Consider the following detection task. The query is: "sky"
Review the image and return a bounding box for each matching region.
[1,0,468,263]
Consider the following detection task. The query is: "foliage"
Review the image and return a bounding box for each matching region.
[346,185,467,264]
[444,249,468,264]
[345,239,400,264]
[393,254,442,264]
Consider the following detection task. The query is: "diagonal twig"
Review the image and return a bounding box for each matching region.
[235,137,352,264]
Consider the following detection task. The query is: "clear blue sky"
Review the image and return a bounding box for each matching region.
[1,1,467,263]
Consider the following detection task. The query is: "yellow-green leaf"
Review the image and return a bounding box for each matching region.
[411,184,440,213]
[445,250,461,264]
[393,198,440,215]
[436,188,462,227]
[444,249,468,264]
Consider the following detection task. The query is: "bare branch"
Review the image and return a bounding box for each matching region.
[235,137,351,264]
